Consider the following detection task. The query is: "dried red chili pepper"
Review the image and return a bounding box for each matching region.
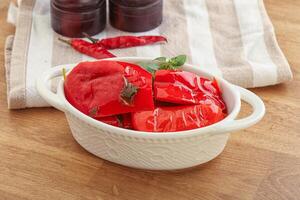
[84,34,167,50]
[64,60,154,118]
[154,70,226,112]
[132,104,226,132]
[59,38,116,59]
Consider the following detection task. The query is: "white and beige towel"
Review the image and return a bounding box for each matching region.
[5,0,293,109]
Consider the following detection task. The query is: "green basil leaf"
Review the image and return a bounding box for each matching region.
[159,62,174,70]
[154,57,167,62]
[169,55,187,66]
[138,62,159,74]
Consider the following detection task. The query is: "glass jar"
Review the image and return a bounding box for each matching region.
[109,0,163,32]
[51,0,106,38]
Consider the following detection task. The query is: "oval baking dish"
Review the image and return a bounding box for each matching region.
[36,57,265,170]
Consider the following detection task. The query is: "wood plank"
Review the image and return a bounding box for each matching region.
[0,0,299,199]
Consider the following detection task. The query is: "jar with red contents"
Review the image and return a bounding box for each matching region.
[50,0,106,38]
[109,0,163,32]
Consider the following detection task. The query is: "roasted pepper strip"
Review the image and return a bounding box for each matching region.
[96,114,132,129]
[154,70,226,112]
[59,38,116,59]
[64,60,154,117]
[132,104,226,132]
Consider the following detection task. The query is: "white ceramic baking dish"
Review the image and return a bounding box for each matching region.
[36,57,265,170]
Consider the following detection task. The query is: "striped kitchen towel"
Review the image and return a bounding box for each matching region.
[5,0,292,109]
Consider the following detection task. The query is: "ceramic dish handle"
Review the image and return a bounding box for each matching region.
[36,65,69,112]
[221,86,265,133]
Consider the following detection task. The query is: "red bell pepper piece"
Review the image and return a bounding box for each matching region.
[132,104,226,132]
[64,60,154,117]
[96,114,132,129]
[154,70,226,112]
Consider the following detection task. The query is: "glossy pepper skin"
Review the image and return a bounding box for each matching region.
[64,60,154,118]
[59,38,116,59]
[97,35,167,49]
[154,70,226,112]
[132,104,226,132]
[96,114,132,129]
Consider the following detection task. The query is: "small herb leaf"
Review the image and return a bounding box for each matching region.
[159,62,173,70]
[169,55,187,67]
[138,62,159,74]
[89,106,98,117]
[146,63,160,73]
[138,54,187,74]
[154,57,167,62]
[120,77,138,106]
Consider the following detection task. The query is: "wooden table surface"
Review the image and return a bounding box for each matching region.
[0,0,299,199]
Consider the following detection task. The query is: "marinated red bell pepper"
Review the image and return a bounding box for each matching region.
[64,60,154,117]
[85,34,167,50]
[59,38,116,59]
[96,114,132,129]
[154,70,226,112]
[132,104,226,132]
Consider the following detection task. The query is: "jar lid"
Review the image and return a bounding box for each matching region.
[51,0,105,11]
[109,0,163,32]
[115,0,157,7]
[109,0,162,16]
[51,1,106,20]
[51,0,106,37]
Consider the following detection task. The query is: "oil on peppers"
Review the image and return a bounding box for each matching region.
[132,104,226,132]
[64,60,154,118]
[154,70,226,112]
